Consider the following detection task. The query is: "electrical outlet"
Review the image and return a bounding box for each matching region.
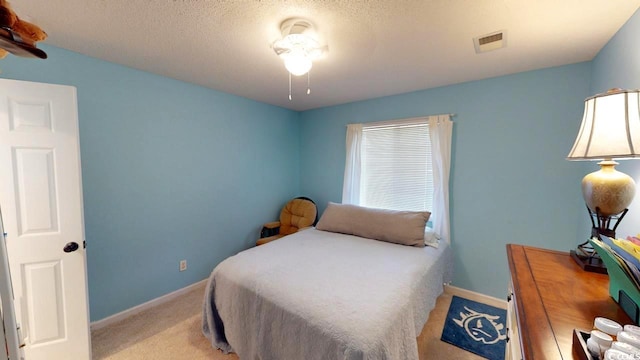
[179,260,187,272]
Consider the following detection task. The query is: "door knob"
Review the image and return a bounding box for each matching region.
[63,242,79,253]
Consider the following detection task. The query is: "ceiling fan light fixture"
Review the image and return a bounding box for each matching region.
[272,18,324,76]
[272,18,327,100]
[273,33,320,52]
[283,52,313,76]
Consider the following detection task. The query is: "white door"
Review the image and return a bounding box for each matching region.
[0,79,91,360]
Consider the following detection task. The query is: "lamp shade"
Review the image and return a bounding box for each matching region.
[567,89,640,160]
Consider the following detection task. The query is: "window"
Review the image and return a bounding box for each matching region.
[343,115,452,241]
[360,122,433,212]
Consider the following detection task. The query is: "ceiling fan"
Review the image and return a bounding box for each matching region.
[272,18,327,100]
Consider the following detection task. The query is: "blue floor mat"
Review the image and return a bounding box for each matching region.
[440,295,507,360]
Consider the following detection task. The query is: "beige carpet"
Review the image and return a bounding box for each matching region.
[91,283,485,360]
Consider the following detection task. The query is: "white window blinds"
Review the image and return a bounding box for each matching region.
[360,120,433,212]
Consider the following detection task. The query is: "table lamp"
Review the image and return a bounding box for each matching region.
[567,88,640,273]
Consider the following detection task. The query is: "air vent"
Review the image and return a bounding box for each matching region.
[473,30,507,54]
[479,33,502,45]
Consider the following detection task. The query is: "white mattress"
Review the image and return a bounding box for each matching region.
[202,228,452,360]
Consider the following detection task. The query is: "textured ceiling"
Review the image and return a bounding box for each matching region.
[10,0,640,111]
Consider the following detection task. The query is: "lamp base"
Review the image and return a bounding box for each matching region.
[570,249,607,274]
[570,205,629,273]
[587,206,628,239]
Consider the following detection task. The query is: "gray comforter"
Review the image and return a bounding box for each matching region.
[202,228,452,360]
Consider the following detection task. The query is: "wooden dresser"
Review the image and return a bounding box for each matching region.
[506,244,633,359]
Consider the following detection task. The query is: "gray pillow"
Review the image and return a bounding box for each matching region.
[316,202,430,247]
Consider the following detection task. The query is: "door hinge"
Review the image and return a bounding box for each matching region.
[17,323,25,349]
[83,241,86,249]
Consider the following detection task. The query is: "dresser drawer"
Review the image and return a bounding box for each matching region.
[505,279,522,360]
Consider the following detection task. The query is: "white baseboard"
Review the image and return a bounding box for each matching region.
[90,278,208,331]
[444,284,507,309]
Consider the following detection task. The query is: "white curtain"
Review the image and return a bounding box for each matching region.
[342,123,363,204]
[429,115,453,243]
[341,115,453,243]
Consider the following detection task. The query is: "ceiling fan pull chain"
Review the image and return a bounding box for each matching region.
[288,72,292,101]
[307,71,311,95]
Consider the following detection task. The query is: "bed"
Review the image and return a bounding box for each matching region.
[202,221,452,360]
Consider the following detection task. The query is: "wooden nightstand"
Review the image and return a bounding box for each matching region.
[506,244,632,359]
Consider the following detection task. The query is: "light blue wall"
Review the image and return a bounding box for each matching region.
[299,63,591,298]
[590,9,640,240]
[4,8,636,318]
[1,45,301,321]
